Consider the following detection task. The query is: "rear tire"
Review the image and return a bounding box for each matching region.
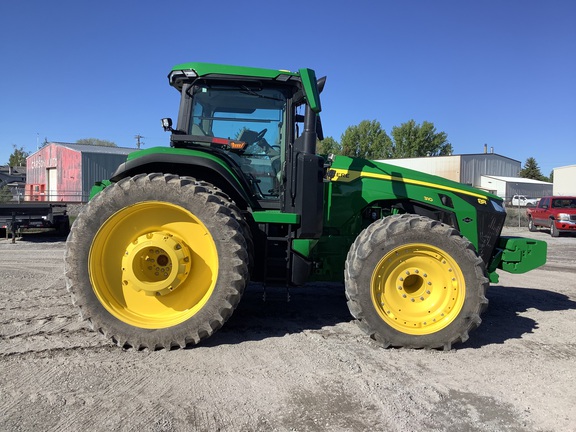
[345,214,488,350]
[64,173,250,350]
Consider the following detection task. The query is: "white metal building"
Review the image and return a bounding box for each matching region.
[379,152,554,201]
[380,153,521,187]
[480,176,552,201]
[553,165,576,195]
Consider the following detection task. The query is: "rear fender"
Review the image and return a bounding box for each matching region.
[107,151,255,209]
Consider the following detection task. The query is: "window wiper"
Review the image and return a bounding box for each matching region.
[239,86,284,101]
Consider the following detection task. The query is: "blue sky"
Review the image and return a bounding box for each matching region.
[1,1,574,176]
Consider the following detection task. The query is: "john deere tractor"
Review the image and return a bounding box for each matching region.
[64,62,546,350]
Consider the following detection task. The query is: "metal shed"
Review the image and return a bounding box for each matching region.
[26,142,136,202]
[0,166,26,201]
[480,175,552,202]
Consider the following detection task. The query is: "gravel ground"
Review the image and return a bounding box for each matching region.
[0,227,574,432]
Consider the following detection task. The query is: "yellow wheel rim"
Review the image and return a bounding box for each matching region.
[371,243,466,335]
[89,201,218,329]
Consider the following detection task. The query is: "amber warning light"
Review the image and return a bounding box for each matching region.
[229,141,247,150]
[210,137,247,151]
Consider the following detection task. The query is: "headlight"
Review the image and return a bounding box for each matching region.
[491,200,506,213]
[557,213,571,221]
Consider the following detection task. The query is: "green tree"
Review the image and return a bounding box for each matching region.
[0,185,12,202]
[317,136,341,155]
[340,120,393,159]
[390,120,453,158]
[8,145,29,166]
[76,138,117,147]
[519,157,546,181]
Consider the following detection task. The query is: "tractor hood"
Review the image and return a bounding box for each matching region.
[325,155,507,267]
[327,155,500,203]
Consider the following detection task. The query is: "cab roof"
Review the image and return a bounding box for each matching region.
[168,62,300,90]
[168,62,322,113]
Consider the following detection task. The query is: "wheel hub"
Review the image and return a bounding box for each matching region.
[122,231,191,296]
[372,244,464,335]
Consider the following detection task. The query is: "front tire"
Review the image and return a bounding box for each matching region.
[64,173,250,350]
[550,221,559,237]
[345,214,488,350]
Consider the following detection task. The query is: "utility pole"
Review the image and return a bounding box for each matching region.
[134,134,145,149]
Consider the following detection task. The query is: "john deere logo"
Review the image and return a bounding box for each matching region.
[328,169,351,180]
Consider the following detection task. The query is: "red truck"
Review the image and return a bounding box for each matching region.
[527,196,576,237]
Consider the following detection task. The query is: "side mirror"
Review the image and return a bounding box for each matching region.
[316,116,324,141]
[317,76,326,94]
[298,68,322,114]
[161,118,173,132]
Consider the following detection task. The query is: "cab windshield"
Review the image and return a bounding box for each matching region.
[189,84,287,199]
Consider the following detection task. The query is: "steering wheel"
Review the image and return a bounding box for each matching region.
[255,128,267,142]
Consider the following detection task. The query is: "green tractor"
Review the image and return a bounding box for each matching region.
[64,62,546,350]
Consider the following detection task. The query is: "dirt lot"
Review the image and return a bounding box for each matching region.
[1,227,575,432]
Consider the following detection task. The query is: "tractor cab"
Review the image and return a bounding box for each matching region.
[162,63,326,242]
[167,82,287,201]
